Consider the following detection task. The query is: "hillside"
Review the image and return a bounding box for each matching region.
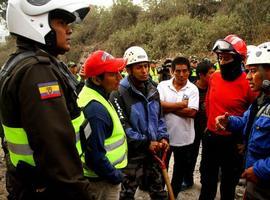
[0,0,269,65]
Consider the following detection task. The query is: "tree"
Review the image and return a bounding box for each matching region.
[0,1,7,20]
[185,0,221,19]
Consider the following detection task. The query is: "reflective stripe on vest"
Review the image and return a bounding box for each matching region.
[3,125,35,166]
[73,113,85,155]
[77,86,128,178]
[3,113,84,167]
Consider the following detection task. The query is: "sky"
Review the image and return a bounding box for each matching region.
[90,0,143,7]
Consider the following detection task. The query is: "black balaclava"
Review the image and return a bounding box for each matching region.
[219,54,243,81]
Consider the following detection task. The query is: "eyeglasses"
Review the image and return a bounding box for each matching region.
[212,39,236,54]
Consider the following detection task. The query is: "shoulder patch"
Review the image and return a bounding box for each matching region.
[38,81,61,100]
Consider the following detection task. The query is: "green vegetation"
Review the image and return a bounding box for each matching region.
[0,0,270,65]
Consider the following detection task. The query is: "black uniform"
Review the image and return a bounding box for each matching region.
[0,38,93,200]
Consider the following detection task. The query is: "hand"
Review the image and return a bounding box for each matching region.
[149,141,160,154]
[215,112,229,131]
[182,99,188,108]
[241,167,259,184]
[176,99,188,109]
[159,139,169,152]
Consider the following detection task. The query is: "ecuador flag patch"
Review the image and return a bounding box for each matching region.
[38,81,61,100]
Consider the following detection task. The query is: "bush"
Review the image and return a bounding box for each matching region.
[1,1,269,64]
[0,36,16,67]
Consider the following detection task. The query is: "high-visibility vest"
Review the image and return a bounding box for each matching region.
[149,67,159,83]
[191,68,197,77]
[77,86,128,177]
[0,51,85,167]
[121,71,128,78]
[3,114,84,167]
[214,62,220,71]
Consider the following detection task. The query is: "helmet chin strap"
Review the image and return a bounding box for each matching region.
[258,65,270,93]
[262,80,270,92]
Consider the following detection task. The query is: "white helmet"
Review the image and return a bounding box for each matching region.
[246,46,270,66]
[258,42,270,50]
[247,45,256,59]
[7,0,91,45]
[123,46,149,66]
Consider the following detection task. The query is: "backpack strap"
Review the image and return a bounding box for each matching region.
[0,51,50,79]
[0,50,51,97]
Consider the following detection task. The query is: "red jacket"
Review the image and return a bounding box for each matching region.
[205,71,257,135]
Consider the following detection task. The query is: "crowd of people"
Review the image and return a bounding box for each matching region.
[0,1,269,200]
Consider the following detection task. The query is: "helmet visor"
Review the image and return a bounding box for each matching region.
[73,7,90,23]
[49,7,90,24]
[212,39,236,54]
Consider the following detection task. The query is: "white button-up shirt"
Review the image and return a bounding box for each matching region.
[157,78,199,146]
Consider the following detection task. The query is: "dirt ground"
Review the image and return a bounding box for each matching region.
[135,147,246,200]
[0,146,245,200]
[0,149,7,200]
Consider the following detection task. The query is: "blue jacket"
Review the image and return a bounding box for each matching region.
[82,82,123,184]
[110,77,169,158]
[228,100,270,181]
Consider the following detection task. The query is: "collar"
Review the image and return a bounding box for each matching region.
[86,79,110,100]
[168,77,190,92]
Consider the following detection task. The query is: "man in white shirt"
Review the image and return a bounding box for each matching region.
[157,56,199,198]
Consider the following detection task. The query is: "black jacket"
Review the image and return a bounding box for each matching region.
[0,38,93,200]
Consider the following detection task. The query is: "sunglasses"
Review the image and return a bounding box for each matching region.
[212,39,236,54]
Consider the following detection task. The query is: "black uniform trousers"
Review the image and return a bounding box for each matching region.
[199,130,243,200]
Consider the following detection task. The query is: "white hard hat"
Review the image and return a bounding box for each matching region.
[257,42,270,50]
[247,45,257,58]
[7,0,91,45]
[123,46,149,66]
[246,46,270,66]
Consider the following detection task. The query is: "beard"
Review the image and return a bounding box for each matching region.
[220,57,243,81]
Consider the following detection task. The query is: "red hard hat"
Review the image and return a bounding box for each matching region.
[84,50,127,77]
[224,34,247,59]
[212,34,247,60]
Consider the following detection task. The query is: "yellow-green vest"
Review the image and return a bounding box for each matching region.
[3,114,84,167]
[77,86,128,178]
[191,68,197,77]
[121,71,128,78]
[214,62,220,71]
[149,67,159,83]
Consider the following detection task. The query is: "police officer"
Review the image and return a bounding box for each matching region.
[0,0,93,200]
[189,55,199,83]
[67,61,85,93]
[149,60,159,83]
[68,61,79,77]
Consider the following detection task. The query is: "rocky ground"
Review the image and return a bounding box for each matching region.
[0,146,245,200]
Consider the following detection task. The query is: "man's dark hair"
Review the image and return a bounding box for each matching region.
[196,61,215,79]
[171,56,190,72]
